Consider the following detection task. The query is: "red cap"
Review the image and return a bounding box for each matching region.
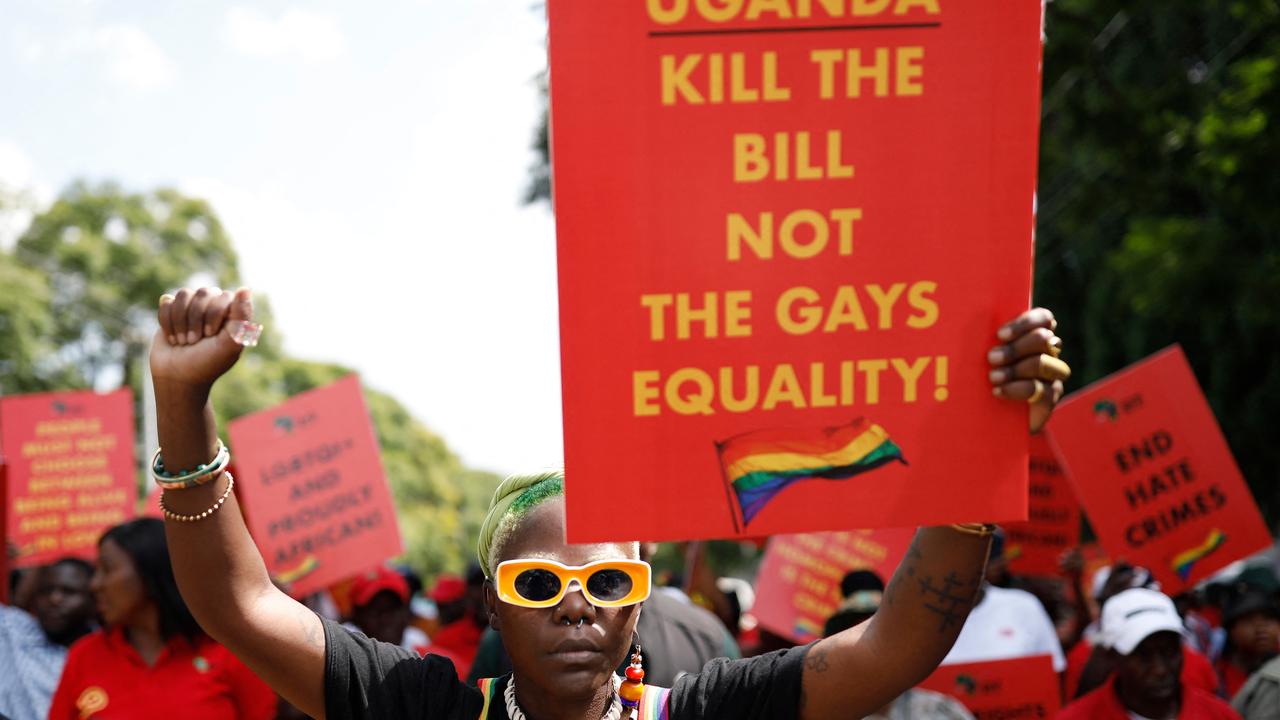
[349,565,410,608]
[429,574,466,604]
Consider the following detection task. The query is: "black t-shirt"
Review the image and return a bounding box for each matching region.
[322,617,809,720]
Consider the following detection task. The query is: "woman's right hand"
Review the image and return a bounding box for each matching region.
[150,286,256,390]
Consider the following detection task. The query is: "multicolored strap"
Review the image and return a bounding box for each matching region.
[476,677,498,719]
[476,676,668,720]
[638,684,671,720]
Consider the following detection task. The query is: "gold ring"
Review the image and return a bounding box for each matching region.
[1027,381,1045,404]
[1047,337,1064,358]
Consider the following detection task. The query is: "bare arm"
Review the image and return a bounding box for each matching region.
[153,287,327,720]
[799,309,1070,719]
[799,526,988,719]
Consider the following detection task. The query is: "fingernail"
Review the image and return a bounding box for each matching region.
[987,348,1005,365]
[992,386,1004,397]
[997,326,1013,341]
[167,335,176,345]
[205,325,216,336]
[988,369,1005,383]
[186,331,198,344]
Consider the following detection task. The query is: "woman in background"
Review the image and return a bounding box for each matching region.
[48,518,276,719]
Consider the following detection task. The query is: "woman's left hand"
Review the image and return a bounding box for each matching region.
[989,307,1070,433]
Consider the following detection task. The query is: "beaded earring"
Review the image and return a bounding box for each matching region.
[618,644,645,716]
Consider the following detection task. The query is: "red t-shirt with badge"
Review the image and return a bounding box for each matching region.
[48,626,276,719]
[1056,677,1240,720]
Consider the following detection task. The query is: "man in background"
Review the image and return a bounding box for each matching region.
[1057,589,1238,720]
[0,559,96,720]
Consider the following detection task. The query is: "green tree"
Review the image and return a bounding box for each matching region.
[12,181,243,395]
[2,182,500,580]
[1036,0,1280,521]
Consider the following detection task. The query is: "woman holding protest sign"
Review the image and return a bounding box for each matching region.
[148,286,1069,720]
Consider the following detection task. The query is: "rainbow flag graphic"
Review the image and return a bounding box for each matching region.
[718,419,906,529]
[1172,529,1227,582]
[793,617,824,640]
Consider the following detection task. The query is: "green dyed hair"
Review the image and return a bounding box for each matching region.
[477,469,566,578]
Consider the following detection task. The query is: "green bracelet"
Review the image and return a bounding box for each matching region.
[152,442,230,490]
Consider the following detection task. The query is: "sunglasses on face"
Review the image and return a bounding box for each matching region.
[494,558,652,609]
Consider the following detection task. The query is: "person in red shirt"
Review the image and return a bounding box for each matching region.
[1057,588,1239,720]
[1065,564,1219,699]
[427,573,483,678]
[48,519,276,720]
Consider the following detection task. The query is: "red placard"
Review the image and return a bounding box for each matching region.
[549,1,1045,542]
[751,528,914,643]
[0,389,136,567]
[1047,346,1271,594]
[1004,434,1081,578]
[920,655,1061,719]
[227,375,402,598]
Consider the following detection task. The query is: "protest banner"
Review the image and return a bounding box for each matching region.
[0,389,135,567]
[548,1,1046,541]
[1003,434,1081,578]
[1047,345,1271,593]
[919,655,1060,719]
[227,375,402,598]
[751,527,914,643]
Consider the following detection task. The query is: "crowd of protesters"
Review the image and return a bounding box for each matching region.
[4,518,1278,719]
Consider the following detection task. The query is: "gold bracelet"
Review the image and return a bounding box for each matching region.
[950,522,998,537]
[160,473,235,523]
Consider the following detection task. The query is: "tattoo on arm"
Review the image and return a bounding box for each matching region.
[805,645,830,673]
[296,606,323,649]
[916,571,976,633]
[884,539,924,607]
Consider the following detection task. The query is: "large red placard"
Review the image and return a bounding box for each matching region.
[228,375,402,597]
[751,527,913,643]
[0,389,136,567]
[1003,434,1081,578]
[1047,346,1270,594]
[549,1,1045,541]
[919,655,1061,719]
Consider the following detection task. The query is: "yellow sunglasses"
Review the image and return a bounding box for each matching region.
[494,558,652,609]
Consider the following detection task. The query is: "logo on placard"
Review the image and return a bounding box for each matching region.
[1095,394,1145,423]
[1094,399,1119,423]
[717,419,907,531]
[76,686,109,717]
[1171,528,1227,582]
[50,398,86,416]
[273,411,317,435]
[954,674,977,696]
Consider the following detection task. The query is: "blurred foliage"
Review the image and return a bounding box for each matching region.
[1035,0,1280,523]
[0,182,499,580]
[525,1,1280,527]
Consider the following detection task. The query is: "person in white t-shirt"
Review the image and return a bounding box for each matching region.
[940,530,1067,672]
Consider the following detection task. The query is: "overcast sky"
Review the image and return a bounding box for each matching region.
[0,0,561,476]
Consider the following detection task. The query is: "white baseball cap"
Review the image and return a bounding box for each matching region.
[1100,588,1186,655]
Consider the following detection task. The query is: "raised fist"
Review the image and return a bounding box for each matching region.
[149,287,257,389]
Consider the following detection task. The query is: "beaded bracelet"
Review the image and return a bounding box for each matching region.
[152,441,230,490]
[160,473,235,523]
[950,522,999,537]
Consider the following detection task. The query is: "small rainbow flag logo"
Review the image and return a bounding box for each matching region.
[793,617,824,640]
[1172,529,1227,582]
[718,419,907,530]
